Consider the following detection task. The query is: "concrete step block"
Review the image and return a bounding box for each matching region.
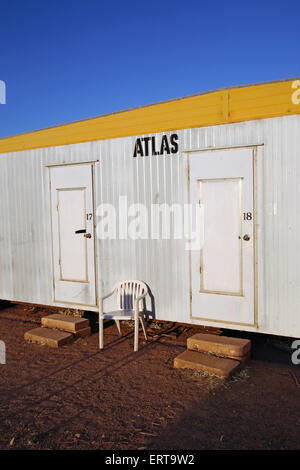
[41,314,89,333]
[74,326,91,338]
[174,349,240,378]
[187,333,251,359]
[24,327,74,348]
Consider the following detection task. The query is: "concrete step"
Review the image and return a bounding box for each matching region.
[187,333,251,360]
[24,327,74,348]
[75,326,91,338]
[174,350,240,378]
[41,314,90,334]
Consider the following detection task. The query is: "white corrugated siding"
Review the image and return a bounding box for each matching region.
[0,115,300,336]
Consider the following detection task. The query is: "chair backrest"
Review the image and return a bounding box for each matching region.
[113,280,148,311]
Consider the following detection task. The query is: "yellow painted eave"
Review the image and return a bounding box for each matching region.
[0,78,299,154]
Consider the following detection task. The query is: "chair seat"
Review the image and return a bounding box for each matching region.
[101,310,143,320]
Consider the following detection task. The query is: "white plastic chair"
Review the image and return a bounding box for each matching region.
[99,280,148,352]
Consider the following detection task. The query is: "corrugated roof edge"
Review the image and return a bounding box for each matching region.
[0,77,299,153]
[0,77,298,140]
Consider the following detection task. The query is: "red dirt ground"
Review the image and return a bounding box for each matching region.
[0,302,300,450]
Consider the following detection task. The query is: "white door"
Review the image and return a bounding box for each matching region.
[189,148,255,325]
[50,164,97,306]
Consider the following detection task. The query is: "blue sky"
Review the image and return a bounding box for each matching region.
[0,0,299,138]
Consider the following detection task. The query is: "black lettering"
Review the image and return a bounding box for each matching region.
[170,133,179,154]
[142,137,151,156]
[151,136,160,155]
[134,134,179,157]
[243,212,252,220]
[133,138,144,157]
[160,135,170,155]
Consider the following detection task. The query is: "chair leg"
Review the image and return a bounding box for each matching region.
[115,320,122,337]
[139,316,148,341]
[99,316,104,349]
[134,316,139,352]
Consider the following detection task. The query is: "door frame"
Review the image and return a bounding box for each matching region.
[47,161,99,308]
[185,144,263,328]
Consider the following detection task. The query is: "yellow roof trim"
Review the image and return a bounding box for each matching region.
[0,78,299,154]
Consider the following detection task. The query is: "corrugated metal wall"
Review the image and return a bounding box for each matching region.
[0,115,300,336]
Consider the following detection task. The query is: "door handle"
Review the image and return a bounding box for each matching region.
[84,233,92,239]
[243,234,250,241]
[75,229,86,234]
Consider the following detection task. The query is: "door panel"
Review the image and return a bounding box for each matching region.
[189,148,255,325]
[50,164,96,306]
[200,178,242,295]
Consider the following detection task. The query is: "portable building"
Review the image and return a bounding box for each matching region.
[0,78,300,337]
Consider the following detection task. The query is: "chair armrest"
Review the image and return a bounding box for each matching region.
[101,290,115,301]
[135,291,148,317]
[99,290,115,316]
